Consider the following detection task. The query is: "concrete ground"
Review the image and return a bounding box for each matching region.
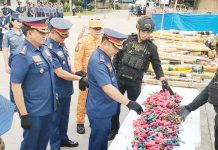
[0,10,216,150]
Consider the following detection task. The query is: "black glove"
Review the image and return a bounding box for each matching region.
[179,106,191,121]
[126,101,143,115]
[162,80,174,95]
[79,77,89,91]
[75,70,87,77]
[21,114,32,129]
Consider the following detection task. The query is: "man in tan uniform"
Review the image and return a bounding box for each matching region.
[75,19,102,134]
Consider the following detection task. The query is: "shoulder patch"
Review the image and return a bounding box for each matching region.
[48,43,53,49]
[19,45,27,55]
[99,54,105,63]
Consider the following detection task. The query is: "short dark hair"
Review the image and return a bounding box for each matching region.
[21,24,32,36]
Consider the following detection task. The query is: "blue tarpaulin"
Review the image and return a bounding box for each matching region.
[0,95,15,136]
[152,13,218,34]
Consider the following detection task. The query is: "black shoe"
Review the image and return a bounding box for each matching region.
[108,131,118,141]
[77,124,85,134]
[61,140,79,147]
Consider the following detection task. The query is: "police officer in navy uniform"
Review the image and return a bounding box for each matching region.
[3,13,24,74]
[2,2,11,24]
[16,2,25,17]
[0,9,9,51]
[47,18,87,150]
[10,17,56,150]
[109,16,169,140]
[27,2,35,17]
[179,69,218,150]
[87,28,143,150]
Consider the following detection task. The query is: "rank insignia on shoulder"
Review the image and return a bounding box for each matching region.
[75,42,80,52]
[99,54,105,63]
[48,43,53,49]
[57,51,64,57]
[20,46,27,55]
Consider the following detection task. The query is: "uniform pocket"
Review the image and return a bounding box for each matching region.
[119,65,138,81]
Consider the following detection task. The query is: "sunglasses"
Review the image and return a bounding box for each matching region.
[92,27,102,31]
[55,30,68,38]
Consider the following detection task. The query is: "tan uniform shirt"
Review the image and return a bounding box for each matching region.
[75,34,102,72]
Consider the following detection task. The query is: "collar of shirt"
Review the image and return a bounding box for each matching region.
[88,34,100,41]
[46,37,66,51]
[11,29,23,36]
[24,39,42,52]
[96,48,111,62]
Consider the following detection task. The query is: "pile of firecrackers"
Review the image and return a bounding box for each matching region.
[132,90,183,150]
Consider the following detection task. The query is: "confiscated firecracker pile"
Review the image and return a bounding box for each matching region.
[132,90,183,150]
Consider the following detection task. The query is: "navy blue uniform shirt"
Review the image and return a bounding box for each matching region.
[16,6,25,13]
[10,40,56,116]
[2,29,24,58]
[46,38,73,98]
[87,48,118,118]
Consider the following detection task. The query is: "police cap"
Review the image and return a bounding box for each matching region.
[49,18,72,38]
[136,16,155,32]
[103,28,127,49]
[11,13,22,22]
[22,17,49,33]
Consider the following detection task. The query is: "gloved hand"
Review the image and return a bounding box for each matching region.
[75,70,87,77]
[126,101,143,115]
[79,77,89,91]
[179,106,191,121]
[162,80,174,95]
[21,114,32,129]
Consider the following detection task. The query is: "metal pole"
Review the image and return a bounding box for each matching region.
[69,0,72,14]
[95,0,96,11]
[160,0,165,31]
[114,0,115,10]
